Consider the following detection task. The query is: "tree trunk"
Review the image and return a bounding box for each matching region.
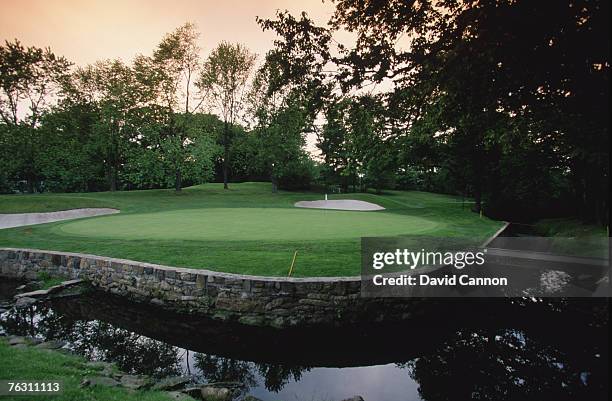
[223,122,230,189]
[175,168,182,192]
[27,176,35,193]
[108,128,119,192]
[472,184,482,213]
[109,175,117,192]
[341,176,348,193]
[108,165,117,192]
[271,174,278,193]
[223,154,229,189]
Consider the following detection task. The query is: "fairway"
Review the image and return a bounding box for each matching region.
[0,183,503,276]
[58,208,438,241]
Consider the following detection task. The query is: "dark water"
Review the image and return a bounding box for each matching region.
[0,279,609,401]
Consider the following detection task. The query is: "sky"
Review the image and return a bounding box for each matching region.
[0,0,336,65]
[1,0,342,155]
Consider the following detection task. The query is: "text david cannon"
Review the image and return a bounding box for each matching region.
[372,274,508,287]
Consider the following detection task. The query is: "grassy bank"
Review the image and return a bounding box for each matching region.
[0,183,502,276]
[0,338,176,401]
[533,218,609,258]
[534,218,607,238]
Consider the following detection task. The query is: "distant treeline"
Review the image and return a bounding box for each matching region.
[0,24,316,195]
[1,1,609,224]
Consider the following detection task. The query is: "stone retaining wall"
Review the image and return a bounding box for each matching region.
[0,248,419,328]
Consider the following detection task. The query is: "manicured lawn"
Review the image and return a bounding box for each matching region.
[57,208,439,241]
[0,182,502,277]
[0,339,177,401]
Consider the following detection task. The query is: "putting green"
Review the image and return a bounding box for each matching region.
[57,207,439,241]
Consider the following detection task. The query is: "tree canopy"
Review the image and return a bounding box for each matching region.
[0,2,608,224]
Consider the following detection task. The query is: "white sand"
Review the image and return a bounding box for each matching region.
[0,208,119,229]
[294,199,385,211]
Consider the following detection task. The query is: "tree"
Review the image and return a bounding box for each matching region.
[36,103,106,192]
[347,95,395,193]
[258,99,312,192]
[71,60,141,191]
[198,42,256,189]
[328,0,609,222]
[0,40,71,191]
[150,22,207,191]
[249,55,318,192]
[319,98,352,191]
[255,12,335,192]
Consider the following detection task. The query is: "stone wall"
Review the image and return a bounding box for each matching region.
[0,248,420,328]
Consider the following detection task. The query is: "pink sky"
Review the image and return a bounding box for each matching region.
[0,0,336,65]
[0,1,357,156]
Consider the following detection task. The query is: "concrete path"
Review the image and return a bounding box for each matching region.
[0,208,119,229]
[295,199,385,211]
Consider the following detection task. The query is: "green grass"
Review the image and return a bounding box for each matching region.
[0,182,502,277]
[534,218,609,259]
[0,339,178,401]
[534,218,608,238]
[36,271,65,290]
[57,208,439,241]
[0,195,114,213]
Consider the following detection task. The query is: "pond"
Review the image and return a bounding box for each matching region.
[0,279,609,401]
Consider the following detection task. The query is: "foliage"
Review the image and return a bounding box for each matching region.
[1,2,608,226]
[199,42,256,189]
[327,0,609,222]
[0,40,72,192]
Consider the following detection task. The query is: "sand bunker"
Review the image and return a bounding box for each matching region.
[294,199,385,211]
[0,208,119,229]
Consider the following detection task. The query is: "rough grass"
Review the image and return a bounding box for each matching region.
[0,182,503,277]
[534,218,607,238]
[0,195,114,213]
[534,218,609,259]
[36,271,65,289]
[0,339,177,401]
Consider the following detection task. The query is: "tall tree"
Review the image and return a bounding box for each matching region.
[329,0,609,222]
[151,22,207,191]
[255,11,336,192]
[0,40,71,191]
[319,98,351,191]
[198,42,256,189]
[71,60,140,191]
[347,95,395,193]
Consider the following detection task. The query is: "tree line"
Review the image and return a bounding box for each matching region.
[0,23,314,195]
[258,0,609,224]
[1,0,609,224]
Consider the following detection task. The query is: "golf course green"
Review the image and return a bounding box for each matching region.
[58,208,439,241]
[0,182,503,276]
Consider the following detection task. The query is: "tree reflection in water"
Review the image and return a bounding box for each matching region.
[400,327,608,401]
[192,353,310,393]
[192,354,258,389]
[0,292,608,399]
[1,303,312,391]
[1,304,181,378]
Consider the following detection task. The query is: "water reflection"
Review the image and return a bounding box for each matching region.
[191,354,309,394]
[0,281,608,401]
[404,327,608,401]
